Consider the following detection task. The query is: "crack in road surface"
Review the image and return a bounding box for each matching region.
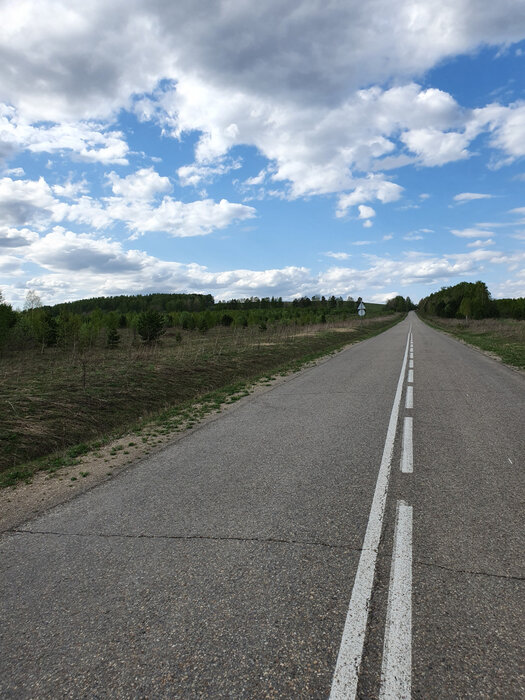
[8,528,362,551]
[416,559,525,582]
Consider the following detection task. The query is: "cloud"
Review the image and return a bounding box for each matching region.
[107,167,171,201]
[1,4,524,219]
[112,197,257,238]
[450,227,494,238]
[324,251,351,260]
[0,172,256,239]
[453,192,494,203]
[1,1,525,125]
[401,128,471,166]
[6,226,523,307]
[27,228,146,273]
[316,248,515,297]
[0,176,57,227]
[52,179,89,199]
[467,238,495,247]
[369,291,400,303]
[0,226,39,248]
[336,175,403,217]
[243,169,267,187]
[0,254,25,276]
[358,205,376,219]
[178,159,242,187]
[0,106,129,164]
[22,228,316,303]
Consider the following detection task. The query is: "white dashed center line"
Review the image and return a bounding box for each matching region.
[400,417,413,474]
[405,385,413,410]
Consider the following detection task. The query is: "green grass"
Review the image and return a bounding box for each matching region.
[0,315,403,487]
[421,316,525,369]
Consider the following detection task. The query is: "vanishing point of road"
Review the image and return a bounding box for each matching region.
[1,312,524,698]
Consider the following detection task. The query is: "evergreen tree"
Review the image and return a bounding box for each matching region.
[136,310,165,343]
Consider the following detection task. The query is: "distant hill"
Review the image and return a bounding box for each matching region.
[45,293,215,315]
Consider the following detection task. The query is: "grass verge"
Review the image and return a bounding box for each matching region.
[1,315,402,488]
[420,315,525,369]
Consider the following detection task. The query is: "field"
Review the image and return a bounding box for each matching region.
[421,316,525,369]
[0,314,402,487]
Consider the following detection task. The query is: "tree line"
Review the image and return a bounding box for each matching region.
[0,290,394,351]
[418,281,525,320]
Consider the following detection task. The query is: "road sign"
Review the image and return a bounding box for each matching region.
[358,301,366,317]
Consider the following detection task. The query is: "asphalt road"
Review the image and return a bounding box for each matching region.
[1,312,524,698]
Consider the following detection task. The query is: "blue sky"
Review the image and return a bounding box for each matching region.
[1,1,525,308]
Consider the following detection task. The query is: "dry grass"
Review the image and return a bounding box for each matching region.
[0,315,399,484]
[423,316,525,368]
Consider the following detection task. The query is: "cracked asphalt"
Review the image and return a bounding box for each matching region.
[1,313,524,698]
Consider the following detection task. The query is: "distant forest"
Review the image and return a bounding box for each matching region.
[0,290,407,352]
[418,281,525,320]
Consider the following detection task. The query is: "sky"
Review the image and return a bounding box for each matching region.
[1,0,525,308]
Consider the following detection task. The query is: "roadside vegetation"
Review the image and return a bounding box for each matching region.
[420,316,525,369]
[418,281,525,369]
[0,289,405,487]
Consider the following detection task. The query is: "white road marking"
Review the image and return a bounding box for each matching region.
[379,501,413,700]
[329,328,411,700]
[407,369,414,384]
[409,359,414,369]
[400,417,413,474]
[405,385,413,410]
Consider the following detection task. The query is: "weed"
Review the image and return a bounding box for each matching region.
[67,444,90,459]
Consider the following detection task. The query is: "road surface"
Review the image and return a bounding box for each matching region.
[1,312,524,698]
